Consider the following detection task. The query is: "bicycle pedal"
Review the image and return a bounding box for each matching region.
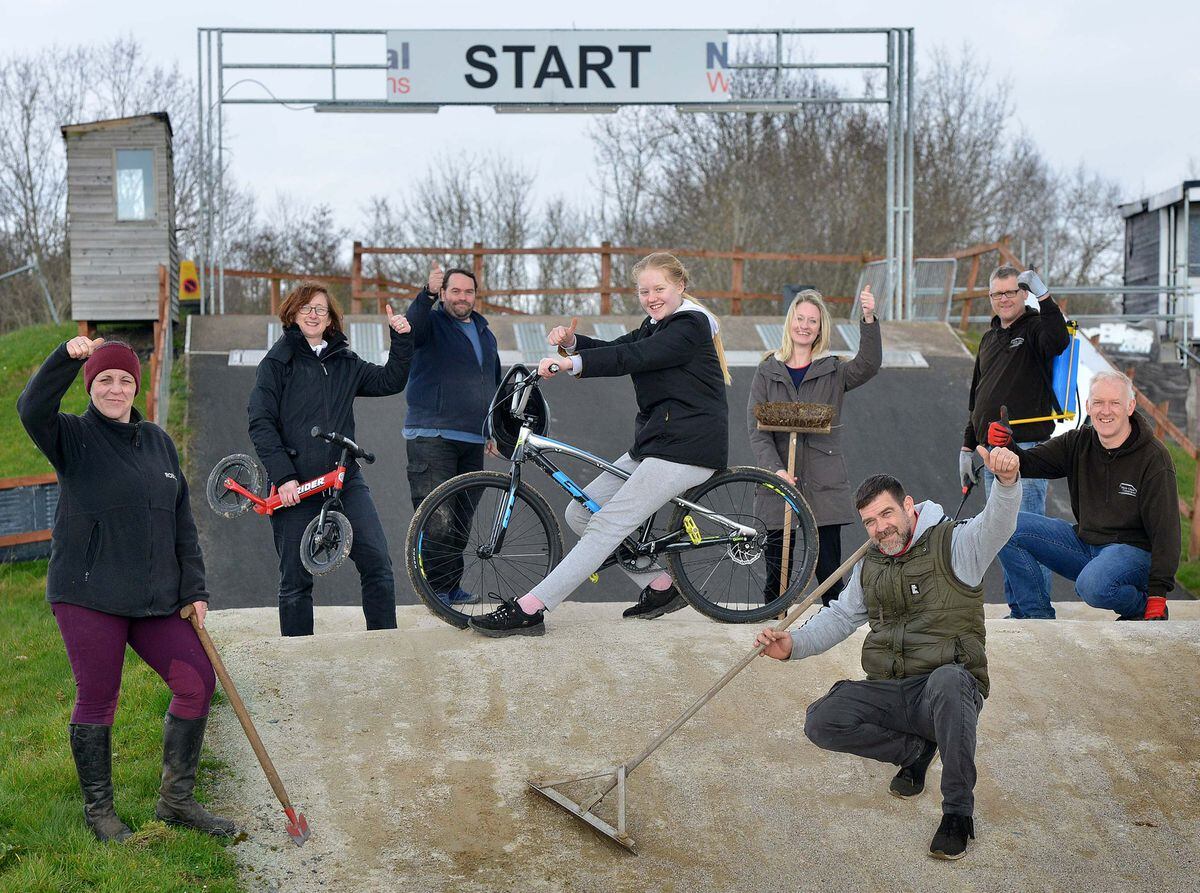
[682,514,702,545]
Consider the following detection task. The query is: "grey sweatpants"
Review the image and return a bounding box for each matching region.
[803,664,985,815]
[528,453,713,611]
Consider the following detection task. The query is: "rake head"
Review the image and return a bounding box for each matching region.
[528,766,635,853]
[284,806,310,847]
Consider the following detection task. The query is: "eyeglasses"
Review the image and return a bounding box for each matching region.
[988,289,1021,301]
[299,305,329,317]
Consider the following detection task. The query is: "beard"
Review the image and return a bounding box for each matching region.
[874,521,912,556]
[444,300,474,320]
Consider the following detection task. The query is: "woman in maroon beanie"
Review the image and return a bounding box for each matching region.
[17,335,234,842]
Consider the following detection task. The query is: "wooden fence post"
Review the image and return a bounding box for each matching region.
[350,241,363,314]
[600,240,612,315]
[269,268,281,316]
[472,242,485,299]
[731,246,745,315]
[960,254,981,331]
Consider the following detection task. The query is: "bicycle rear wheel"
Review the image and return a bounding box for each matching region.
[405,471,564,628]
[667,466,818,623]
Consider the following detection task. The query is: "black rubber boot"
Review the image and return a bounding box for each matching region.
[154,713,236,836]
[68,723,133,842]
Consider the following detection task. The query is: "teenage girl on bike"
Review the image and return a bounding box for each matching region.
[468,253,732,638]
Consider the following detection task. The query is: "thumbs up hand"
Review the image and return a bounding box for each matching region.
[428,262,444,295]
[986,405,1014,448]
[385,303,410,335]
[547,316,579,350]
[66,336,106,360]
[859,284,876,323]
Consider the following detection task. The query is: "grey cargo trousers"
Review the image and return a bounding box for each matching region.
[803,663,985,815]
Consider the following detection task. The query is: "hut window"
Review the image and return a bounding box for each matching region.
[116,149,155,221]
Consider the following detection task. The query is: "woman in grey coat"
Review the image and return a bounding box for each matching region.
[747,286,881,604]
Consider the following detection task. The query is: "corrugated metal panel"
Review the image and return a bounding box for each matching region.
[591,323,627,341]
[755,324,783,350]
[350,322,387,364]
[514,323,550,363]
[1124,210,1160,315]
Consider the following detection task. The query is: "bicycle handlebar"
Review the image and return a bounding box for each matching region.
[310,426,375,464]
[509,365,557,417]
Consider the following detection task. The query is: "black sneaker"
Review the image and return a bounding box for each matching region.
[467,601,545,637]
[929,813,975,860]
[889,739,938,799]
[622,585,687,620]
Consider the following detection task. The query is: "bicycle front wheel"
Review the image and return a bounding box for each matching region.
[405,471,564,628]
[667,466,818,623]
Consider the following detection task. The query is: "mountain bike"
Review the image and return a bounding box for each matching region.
[404,366,819,628]
[205,427,375,575]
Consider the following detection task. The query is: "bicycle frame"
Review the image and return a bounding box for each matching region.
[221,450,350,518]
[484,421,760,565]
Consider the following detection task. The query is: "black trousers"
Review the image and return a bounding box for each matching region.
[406,437,486,594]
[763,523,845,605]
[269,474,396,637]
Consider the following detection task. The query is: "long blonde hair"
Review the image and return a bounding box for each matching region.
[774,289,832,363]
[632,252,732,385]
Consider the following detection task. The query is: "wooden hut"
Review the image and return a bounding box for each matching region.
[60,113,178,332]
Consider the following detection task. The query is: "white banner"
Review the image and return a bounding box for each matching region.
[385,30,731,105]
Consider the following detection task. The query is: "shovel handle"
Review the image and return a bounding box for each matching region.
[181,604,296,811]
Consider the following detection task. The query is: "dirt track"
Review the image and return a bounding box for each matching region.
[203,602,1200,893]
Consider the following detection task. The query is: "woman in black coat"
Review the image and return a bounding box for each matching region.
[18,336,234,842]
[247,281,413,636]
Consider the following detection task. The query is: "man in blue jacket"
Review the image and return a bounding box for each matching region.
[405,262,502,605]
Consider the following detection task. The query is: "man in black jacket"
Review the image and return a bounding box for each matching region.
[960,265,1070,617]
[991,370,1178,620]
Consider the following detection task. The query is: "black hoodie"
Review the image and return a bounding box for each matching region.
[17,343,208,616]
[964,299,1070,448]
[1014,411,1180,599]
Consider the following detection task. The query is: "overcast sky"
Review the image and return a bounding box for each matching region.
[6,0,1199,230]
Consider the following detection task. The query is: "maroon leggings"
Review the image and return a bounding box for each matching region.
[52,603,216,725]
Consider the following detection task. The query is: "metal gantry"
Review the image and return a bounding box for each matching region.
[196,27,915,317]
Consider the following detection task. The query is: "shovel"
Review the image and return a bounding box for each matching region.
[529,539,872,853]
[181,604,311,846]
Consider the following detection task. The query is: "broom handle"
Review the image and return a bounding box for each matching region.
[779,432,798,597]
[180,605,295,811]
[621,540,872,780]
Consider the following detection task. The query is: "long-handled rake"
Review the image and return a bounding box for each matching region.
[529,539,871,853]
[181,605,311,846]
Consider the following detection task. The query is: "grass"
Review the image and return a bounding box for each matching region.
[0,561,240,893]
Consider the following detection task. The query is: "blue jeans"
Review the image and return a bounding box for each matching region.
[983,441,1050,613]
[997,512,1152,619]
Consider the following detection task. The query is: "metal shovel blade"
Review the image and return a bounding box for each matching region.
[528,769,635,854]
[284,806,310,846]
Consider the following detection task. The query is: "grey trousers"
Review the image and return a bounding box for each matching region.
[528,453,713,611]
[803,663,985,815]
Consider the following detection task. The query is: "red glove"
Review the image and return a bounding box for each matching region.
[987,405,1013,448]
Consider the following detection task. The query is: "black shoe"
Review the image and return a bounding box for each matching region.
[155,713,237,836]
[929,813,975,860]
[468,601,546,637]
[622,584,687,619]
[889,739,938,799]
[69,723,133,842]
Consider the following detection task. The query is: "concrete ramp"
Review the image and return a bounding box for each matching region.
[205,603,1199,892]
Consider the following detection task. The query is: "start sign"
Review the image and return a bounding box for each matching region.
[385,30,731,105]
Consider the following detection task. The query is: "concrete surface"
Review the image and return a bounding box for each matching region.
[204,602,1200,893]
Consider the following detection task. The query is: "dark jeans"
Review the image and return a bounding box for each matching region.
[406,437,485,594]
[53,603,215,724]
[269,473,396,636]
[804,664,985,816]
[763,523,844,606]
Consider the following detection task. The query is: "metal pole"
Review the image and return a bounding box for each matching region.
[205,29,215,316]
[217,30,225,315]
[331,32,337,100]
[896,29,907,318]
[905,29,915,321]
[196,28,206,316]
[885,30,896,320]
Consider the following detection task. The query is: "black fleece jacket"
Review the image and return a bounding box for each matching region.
[247,324,412,485]
[17,343,209,616]
[1014,412,1180,598]
[964,299,1070,448]
[573,309,728,470]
